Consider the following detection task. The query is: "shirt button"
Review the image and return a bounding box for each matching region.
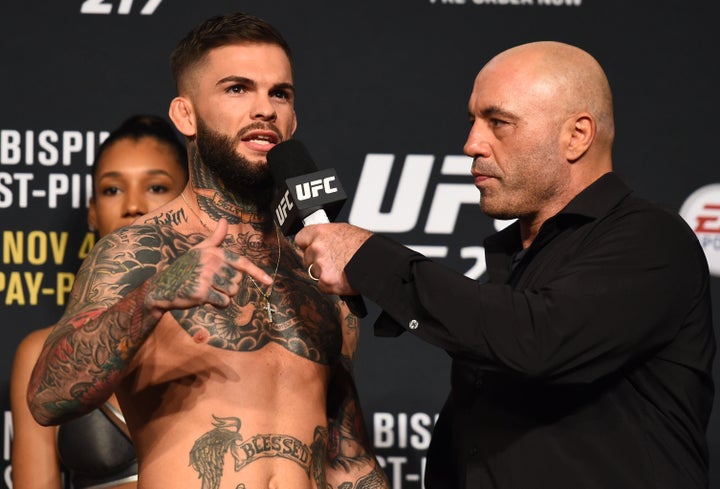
[470,446,479,456]
[408,319,419,330]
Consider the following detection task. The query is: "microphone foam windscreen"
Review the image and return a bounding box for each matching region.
[268,140,319,186]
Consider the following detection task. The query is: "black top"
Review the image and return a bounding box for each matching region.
[57,405,137,488]
[346,172,715,489]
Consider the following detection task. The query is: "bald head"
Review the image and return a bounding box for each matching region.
[465,41,615,242]
[482,41,614,147]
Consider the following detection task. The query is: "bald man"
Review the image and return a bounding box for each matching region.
[295,42,715,489]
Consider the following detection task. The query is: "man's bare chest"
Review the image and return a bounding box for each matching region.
[167,270,343,365]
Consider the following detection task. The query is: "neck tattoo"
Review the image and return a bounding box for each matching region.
[181,191,282,322]
[181,190,209,229]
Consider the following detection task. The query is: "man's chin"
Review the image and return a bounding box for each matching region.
[481,205,515,221]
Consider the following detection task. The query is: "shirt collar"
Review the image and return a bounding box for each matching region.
[559,171,632,220]
[483,171,633,260]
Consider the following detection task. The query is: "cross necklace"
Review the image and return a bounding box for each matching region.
[248,233,281,323]
[181,191,282,323]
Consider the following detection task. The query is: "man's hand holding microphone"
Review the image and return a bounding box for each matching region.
[268,140,372,309]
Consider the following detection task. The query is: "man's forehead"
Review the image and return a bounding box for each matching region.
[205,43,289,64]
[201,44,292,79]
[470,63,548,105]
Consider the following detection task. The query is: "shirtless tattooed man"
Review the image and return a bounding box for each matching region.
[28,12,389,489]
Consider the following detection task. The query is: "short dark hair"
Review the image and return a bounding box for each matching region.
[169,12,292,93]
[93,114,188,180]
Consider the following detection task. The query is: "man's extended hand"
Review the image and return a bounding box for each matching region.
[294,223,373,296]
[147,218,273,311]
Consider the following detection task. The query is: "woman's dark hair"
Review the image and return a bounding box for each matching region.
[92,114,188,180]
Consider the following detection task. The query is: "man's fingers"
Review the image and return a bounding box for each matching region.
[205,288,231,308]
[207,257,271,303]
[204,218,228,247]
[294,225,318,250]
[225,254,273,286]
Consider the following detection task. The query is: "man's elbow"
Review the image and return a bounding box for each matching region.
[26,391,73,426]
[26,395,55,426]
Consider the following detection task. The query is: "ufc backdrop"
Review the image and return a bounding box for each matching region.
[0,0,718,487]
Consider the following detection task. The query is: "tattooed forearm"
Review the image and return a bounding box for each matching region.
[327,400,372,471]
[28,281,158,425]
[28,226,204,425]
[345,313,358,331]
[325,361,390,489]
[326,365,373,472]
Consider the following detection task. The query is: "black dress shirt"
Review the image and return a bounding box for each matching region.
[346,172,715,488]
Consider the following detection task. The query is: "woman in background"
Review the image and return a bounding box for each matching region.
[10,114,188,489]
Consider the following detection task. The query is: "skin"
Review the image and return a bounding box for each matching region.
[294,41,615,294]
[464,41,613,247]
[172,44,296,161]
[89,138,188,236]
[27,42,387,489]
[10,136,187,489]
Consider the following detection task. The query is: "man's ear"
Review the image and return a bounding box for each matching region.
[169,96,197,137]
[291,110,298,136]
[564,113,595,162]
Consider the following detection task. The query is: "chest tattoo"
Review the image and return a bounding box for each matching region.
[170,269,343,365]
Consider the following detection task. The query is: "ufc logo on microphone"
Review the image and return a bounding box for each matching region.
[274,190,294,225]
[295,177,337,201]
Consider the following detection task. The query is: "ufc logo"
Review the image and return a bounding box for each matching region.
[296,177,337,201]
[274,190,294,225]
[349,154,477,233]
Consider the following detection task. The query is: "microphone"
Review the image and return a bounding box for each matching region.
[268,139,347,235]
[268,139,367,317]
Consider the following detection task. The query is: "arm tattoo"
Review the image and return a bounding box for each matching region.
[326,357,373,471]
[29,225,203,423]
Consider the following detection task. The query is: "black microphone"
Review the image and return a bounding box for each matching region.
[269,140,347,235]
[268,139,367,317]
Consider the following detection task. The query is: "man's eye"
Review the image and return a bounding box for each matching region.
[272,90,290,100]
[490,119,508,128]
[227,85,246,94]
[149,185,170,194]
[101,187,120,196]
